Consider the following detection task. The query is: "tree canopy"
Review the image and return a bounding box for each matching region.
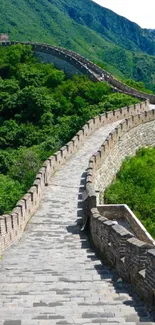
[104,147,155,238]
[0,44,140,214]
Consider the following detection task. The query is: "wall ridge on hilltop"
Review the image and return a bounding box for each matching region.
[1,41,155,103]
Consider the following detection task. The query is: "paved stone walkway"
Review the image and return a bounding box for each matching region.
[0,120,154,325]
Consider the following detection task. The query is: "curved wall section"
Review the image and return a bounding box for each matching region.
[35,51,83,77]
[95,119,155,198]
[0,101,148,255]
[84,108,155,308]
[1,41,155,103]
[86,109,155,196]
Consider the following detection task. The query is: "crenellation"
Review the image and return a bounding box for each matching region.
[92,152,100,170]
[87,119,94,131]
[11,213,19,234]
[105,110,113,122]
[33,179,42,202]
[99,113,106,124]
[23,193,32,213]
[77,129,84,142]
[5,214,11,231]
[86,204,155,305]
[83,107,155,308]
[1,40,155,309]
[94,115,101,128]
[125,116,133,128]
[35,172,45,189]
[10,214,14,229]
[125,237,151,275]
[54,150,62,167]
[16,199,26,218]
[82,124,89,136]
[12,207,23,228]
[38,166,46,175]
[60,145,68,159]
[1,216,8,235]
[108,224,131,268]
[28,185,38,213]
[87,168,93,178]
[124,118,129,130]
[66,140,74,155]
[145,250,155,297]
[111,224,133,257]
[43,159,51,185]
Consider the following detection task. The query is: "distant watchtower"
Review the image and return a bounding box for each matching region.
[0,33,9,42]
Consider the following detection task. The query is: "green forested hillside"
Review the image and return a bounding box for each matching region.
[104,148,155,238]
[1,0,155,91]
[0,44,140,214]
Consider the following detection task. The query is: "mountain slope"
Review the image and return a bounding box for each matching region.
[1,0,155,90]
[1,0,155,54]
[62,0,155,54]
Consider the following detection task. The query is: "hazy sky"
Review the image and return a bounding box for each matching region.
[92,0,155,29]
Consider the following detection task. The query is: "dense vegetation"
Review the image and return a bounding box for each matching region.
[0,44,140,214]
[1,0,155,91]
[123,79,153,94]
[104,148,155,238]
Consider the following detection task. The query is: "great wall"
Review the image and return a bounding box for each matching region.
[2,41,155,104]
[0,42,155,324]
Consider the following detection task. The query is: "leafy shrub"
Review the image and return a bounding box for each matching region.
[104,147,155,238]
[8,148,42,190]
[0,174,24,214]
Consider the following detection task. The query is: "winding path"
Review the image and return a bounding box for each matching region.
[0,120,154,325]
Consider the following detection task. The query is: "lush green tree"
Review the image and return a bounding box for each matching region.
[124,79,153,94]
[16,86,57,123]
[8,147,42,190]
[5,44,34,69]
[104,147,155,238]
[0,44,141,214]
[16,63,65,89]
[0,78,20,119]
[0,120,19,149]
[0,174,24,214]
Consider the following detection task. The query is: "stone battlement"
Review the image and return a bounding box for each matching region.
[84,107,155,307]
[0,101,149,255]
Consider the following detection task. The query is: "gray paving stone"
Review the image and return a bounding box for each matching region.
[0,120,154,324]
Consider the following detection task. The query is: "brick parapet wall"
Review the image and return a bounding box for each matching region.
[86,109,155,187]
[86,205,155,306]
[1,41,155,103]
[0,101,148,255]
[86,111,155,244]
[1,40,155,307]
[97,204,155,244]
[84,108,155,308]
